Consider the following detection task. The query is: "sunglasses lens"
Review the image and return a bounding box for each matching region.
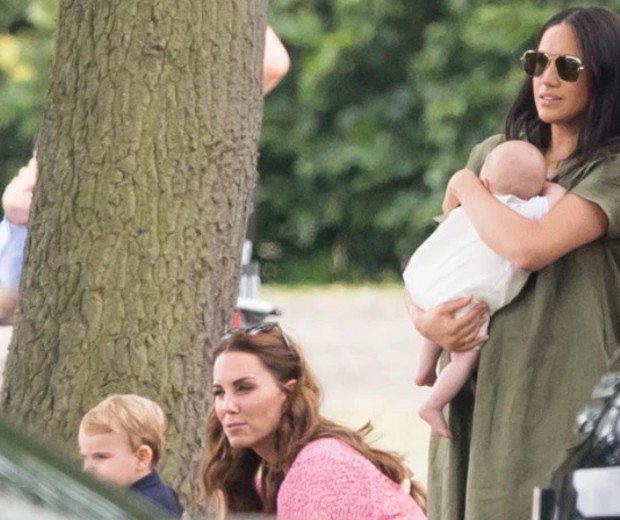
[522,51,548,77]
[521,51,583,82]
[556,56,582,82]
[225,322,296,358]
[248,322,276,334]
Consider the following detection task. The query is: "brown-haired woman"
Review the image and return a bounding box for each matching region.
[202,322,427,519]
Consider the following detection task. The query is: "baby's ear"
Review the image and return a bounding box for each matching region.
[136,445,154,469]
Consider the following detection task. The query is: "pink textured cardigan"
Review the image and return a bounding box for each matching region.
[276,438,426,519]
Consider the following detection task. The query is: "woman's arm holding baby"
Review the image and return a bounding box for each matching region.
[445,169,607,271]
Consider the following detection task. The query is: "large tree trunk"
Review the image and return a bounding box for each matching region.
[1,0,267,502]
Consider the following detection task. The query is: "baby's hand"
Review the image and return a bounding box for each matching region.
[440,190,460,215]
[441,168,479,214]
[541,181,567,209]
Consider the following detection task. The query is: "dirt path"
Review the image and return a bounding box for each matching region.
[263,284,431,482]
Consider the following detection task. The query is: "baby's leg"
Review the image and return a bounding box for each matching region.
[419,348,480,439]
[404,290,442,386]
[415,335,442,387]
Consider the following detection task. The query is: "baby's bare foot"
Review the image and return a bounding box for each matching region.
[419,404,452,439]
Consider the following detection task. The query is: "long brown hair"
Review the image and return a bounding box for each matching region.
[201,325,426,515]
[506,7,620,162]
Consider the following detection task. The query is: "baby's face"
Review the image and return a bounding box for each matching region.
[78,427,145,487]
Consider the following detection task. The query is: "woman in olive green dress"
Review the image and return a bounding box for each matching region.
[408,7,620,519]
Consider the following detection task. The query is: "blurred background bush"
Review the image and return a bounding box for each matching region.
[2,0,617,284]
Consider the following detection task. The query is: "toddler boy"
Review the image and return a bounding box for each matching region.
[78,394,184,517]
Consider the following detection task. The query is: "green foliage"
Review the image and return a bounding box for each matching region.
[259,0,441,282]
[0,0,56,188]
[257,0,579,282]
[408,2,561,246]
[5,0,620,283]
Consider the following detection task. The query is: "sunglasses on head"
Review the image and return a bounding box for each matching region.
[521,50,585,82]
[223,321,296,358]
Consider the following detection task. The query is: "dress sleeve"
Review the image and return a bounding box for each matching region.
[569,154,620,239]
[464,134,504,174]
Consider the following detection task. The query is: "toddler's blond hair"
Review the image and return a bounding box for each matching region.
[80,394,166,466]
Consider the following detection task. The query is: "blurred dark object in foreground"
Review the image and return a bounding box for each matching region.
[532,370,620,520]
[0,413,170,519]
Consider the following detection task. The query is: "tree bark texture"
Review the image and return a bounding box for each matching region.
[1,0,267,501]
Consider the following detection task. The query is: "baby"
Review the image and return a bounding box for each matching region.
[404,140,566,438]
[78,393,185,517]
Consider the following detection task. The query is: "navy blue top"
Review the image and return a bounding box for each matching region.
[130,470,184,518]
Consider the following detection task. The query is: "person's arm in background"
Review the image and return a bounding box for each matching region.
[0,157,37,322]
[262,25,290,95]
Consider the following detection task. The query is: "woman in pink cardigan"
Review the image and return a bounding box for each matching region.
[202,322,427,519]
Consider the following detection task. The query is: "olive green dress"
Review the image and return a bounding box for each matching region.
[427,135,620,520]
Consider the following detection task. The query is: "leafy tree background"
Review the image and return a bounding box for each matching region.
[3,0,620,283]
